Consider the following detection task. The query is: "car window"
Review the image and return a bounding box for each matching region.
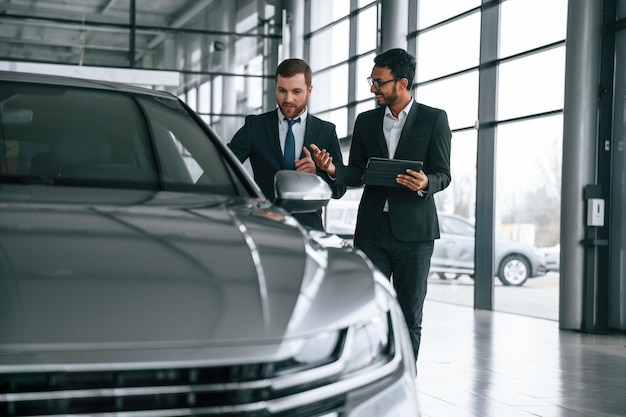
[0,82,247,197]
[136,96,245,196]
[0,83,158,183]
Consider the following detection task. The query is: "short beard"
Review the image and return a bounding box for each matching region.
[383,84,399,107]
[278,103,305,118]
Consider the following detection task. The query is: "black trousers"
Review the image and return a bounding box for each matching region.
[355,212,434,360]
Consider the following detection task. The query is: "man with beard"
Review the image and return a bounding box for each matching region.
[310,48,452,363]
[228,58,345,230]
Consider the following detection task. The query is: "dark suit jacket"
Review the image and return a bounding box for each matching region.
[228,109,346,230]
[335,101,452,241]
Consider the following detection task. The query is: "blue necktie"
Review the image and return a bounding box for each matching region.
[283,117,300,170]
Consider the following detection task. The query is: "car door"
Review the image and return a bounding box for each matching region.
[433,214,476,275]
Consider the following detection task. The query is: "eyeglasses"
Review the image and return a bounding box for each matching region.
[367,77,400,90]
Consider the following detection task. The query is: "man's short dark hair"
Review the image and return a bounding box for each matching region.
[276,58,312,87]
[374,48,416,89]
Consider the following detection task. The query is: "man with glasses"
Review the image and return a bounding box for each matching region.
[228,58,346,231]
[311,48,452,364]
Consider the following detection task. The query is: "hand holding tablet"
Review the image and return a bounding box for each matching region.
[362,157,424,187]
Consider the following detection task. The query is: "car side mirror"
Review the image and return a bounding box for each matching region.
[273,170,332,213]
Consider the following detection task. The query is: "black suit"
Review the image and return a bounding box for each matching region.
[335,100,452,359]
[335,101,451,240]
[228,109,346,230]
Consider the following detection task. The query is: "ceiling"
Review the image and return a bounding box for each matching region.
[0,0,219,67]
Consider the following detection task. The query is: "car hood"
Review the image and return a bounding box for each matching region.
[0,185,377,368]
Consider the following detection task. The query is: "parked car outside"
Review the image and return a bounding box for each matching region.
[540,243,560,272]
[432,213,547,286]
[0,71,420,416]
[326,196,546,287]
[324,188,363,237]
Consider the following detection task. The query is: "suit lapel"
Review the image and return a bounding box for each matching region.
[264,110,284,163]
[374,107,388,157]
[395,100,419,157]
[302,115,318,158]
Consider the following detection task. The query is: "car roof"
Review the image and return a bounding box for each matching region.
[0,70,175,99]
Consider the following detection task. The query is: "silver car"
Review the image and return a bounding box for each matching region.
[0,71,419,416]
[540,243,560,272]
[431,213,547,286]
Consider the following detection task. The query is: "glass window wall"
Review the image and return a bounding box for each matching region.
[309,64,349,116]
[495,117,563,249]
[416,0,481,29]
[356,53,378,102]
[309,21,350,71]
[434,130,478,218]
[416,13,480,82]
[310,0,350,32]
[499,0,568,59]
[416,71,479,130]
[410,0,566,319]
[357,6,378,55]
[307,0,377,143]
[492,116,562,319]
[497,48,566,120]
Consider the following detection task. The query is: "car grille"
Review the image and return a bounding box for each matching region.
[0,324,402,417]
[1,355,352,417]
[0,363,346,417]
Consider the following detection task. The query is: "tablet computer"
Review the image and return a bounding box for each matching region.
[362,157,424,187]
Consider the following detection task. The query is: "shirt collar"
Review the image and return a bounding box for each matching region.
[385,99,414,120]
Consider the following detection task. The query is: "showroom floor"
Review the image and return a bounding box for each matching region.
[416,300,626,417]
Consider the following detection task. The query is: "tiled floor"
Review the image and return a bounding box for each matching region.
[416,300,626,417]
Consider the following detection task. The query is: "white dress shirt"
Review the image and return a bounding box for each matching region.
[383,99,413,158]
[383,99,414,211]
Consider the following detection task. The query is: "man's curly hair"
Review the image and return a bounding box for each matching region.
[374,48,416,89]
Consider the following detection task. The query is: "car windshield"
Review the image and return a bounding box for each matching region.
[0,81,247,196]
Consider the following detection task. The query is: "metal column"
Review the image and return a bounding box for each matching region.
[380,0,409,51]
[560,0,604,330]
[474,0,500,310]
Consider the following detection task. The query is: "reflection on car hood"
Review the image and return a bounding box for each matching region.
[0,185,376,367]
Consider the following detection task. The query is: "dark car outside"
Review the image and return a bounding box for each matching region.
[0,71,420,416]
[431,213,547,286]
[325,197,546,287]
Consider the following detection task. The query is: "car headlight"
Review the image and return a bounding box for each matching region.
[266,268,414,414]
[272,280,404,398]
[291,312,390,373]
[280,253,395,380]
[343,313,390,373]
[294,330,341,364]
[274,312,391,390]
